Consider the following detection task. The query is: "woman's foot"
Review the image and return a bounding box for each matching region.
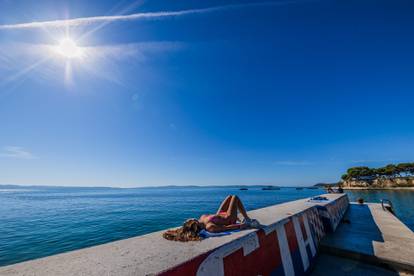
[242,218,260,228]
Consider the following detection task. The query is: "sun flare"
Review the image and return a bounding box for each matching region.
[55,38,83,59]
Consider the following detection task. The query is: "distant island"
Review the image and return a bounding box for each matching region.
[340,163,414,189]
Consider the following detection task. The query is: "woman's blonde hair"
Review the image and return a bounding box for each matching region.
[163,219,202,242]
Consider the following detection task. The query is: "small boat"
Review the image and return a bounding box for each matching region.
[296,187,304,190]
[307,187,319,189]
[262,186,280,190]
[239,188,248,190]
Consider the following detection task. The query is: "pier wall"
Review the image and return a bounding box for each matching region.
[161,194,348,276]
[314,195,349,233]
[161,207,324,276]
[0,193,349,276]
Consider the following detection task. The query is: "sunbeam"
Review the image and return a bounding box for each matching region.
[1,56,51,86]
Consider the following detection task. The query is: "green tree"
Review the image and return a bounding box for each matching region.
[397,163,411,177]
[341,163,414,183]
[347,166,375,180]
[409,163,414,175]
[383,164,397,178]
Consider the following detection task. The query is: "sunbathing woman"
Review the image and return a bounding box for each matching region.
[163,195,257,242]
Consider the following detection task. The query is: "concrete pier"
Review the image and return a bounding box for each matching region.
[311,253,406,276]
[320,202,414,273]
[0,194,348,276]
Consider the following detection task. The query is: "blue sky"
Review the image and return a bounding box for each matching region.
[0,0,413,187]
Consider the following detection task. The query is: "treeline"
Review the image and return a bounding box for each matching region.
[341,163,414,181]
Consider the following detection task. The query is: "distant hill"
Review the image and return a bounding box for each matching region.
[0,184,118,190]
[0,184,25,189]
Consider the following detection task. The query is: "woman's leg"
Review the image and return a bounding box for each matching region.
[225,195,239,222]
[217,195,232,214]
[235,196,250,219]
[225,195,250,222]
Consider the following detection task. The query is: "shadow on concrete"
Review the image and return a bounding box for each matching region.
[322,204,384,255]
[311,253,399,276]
[317,203,405,273]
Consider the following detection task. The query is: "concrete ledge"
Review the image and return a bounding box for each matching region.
[321,203,414,273]
[314,195,349,232]
[0,194,348,276]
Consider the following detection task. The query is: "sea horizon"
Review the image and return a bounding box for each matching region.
[0,183,327,189]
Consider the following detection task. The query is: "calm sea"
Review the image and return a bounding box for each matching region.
[0,186,413,267]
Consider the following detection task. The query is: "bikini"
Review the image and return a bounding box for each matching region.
[207,212,235,224]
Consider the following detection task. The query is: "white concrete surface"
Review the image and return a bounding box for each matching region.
[321,203,414,272]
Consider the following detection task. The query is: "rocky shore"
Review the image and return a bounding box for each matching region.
[342,177,414,189]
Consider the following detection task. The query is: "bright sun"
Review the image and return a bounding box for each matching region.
[55,38,83,59]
